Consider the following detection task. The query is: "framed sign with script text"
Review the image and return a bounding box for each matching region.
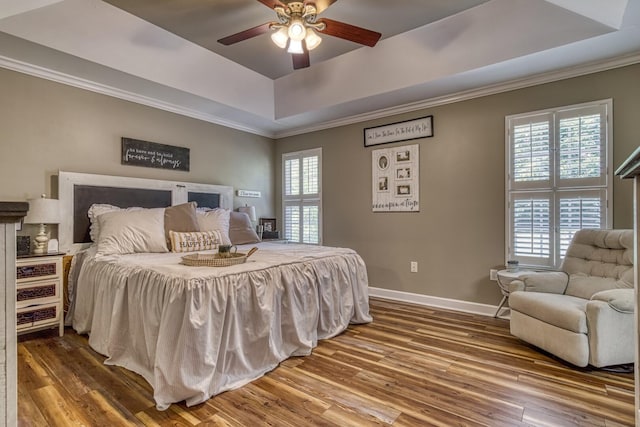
[364,115,433,147]
[121,137,190,171]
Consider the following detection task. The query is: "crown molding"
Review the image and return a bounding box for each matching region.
[2,52,639,140]
[0,55,274,138]
[274,53,640,138]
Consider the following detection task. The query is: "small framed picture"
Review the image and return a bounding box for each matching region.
[260,218,277,232]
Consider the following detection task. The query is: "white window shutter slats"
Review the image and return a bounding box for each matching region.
[557,190,606,259]
[282,148,322,244]
[303,156,319,195]
[302,204,320,244]
[284,158,300,196]
[506,100,611,269]
[509,113,553,191]
[510,192,554,267]
[556,105,607,188]
[284,204,300,242]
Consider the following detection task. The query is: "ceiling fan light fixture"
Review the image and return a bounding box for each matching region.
[271,26,288,49]
[287,38,304,54]
[304,27,322,51]
[288,18,306,41]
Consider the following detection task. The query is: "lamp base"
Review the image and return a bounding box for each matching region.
[32,223,49,254]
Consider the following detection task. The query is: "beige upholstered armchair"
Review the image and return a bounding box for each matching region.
[509,229,634,368]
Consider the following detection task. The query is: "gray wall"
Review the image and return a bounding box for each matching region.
[276,64,640,305]
[2,64,638,307]
[0,68,276,220]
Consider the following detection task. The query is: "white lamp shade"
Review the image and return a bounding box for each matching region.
[305,28,322,51]
[271,27,288,49]
[238,206,257,222]
[24,195,60,224]
[287,39,304,54]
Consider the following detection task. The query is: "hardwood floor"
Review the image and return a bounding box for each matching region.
[18,298,634,426]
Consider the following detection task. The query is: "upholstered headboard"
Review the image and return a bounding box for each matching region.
[58,171,233,253]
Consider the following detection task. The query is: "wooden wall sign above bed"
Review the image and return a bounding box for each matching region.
[121,137,190,171]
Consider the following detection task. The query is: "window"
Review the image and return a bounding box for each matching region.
[506,100,612,268]
[283,148,322,244]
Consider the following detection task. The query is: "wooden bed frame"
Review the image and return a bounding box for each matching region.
[58,171,234,254]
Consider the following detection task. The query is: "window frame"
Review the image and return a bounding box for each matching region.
[282,147,323,244]
[505,99,613,269]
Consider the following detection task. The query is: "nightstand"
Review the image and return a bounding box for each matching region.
[16,253,64,336]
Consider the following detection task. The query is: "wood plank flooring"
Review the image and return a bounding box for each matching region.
[18,298,634,426]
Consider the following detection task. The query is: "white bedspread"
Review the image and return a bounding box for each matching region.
[67,242,371,410]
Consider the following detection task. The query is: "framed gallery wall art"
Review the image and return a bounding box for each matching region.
[372,144,419,212]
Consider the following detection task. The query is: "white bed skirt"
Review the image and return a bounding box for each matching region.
[68,242,371,410]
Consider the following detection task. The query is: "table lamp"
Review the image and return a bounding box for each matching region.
[23,194,60,254]
[238,205,257,223]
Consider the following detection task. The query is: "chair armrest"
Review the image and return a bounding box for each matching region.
[508,271,569,294]
[591,289,634,314]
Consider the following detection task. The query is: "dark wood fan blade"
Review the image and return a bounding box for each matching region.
[318,18,381,47]
[308,0,338,14]
[217,22,273,45]
[292,51,310,69]
[256,0,287,9]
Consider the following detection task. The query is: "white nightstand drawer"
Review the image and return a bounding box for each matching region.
[16,279,61,309]
[17,303,61,332]
[16,258,61,283]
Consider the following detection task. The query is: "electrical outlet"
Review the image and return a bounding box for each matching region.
[410,261,418,273]
[489,269,498,281]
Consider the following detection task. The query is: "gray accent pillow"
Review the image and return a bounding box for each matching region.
[229,211,260,245]
[164,202,200,249]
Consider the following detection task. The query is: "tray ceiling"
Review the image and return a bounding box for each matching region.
[0,0,638,137]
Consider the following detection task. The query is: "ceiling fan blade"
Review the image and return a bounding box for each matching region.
[308,0,339,14]
[256,0,287,9]
[292,51,310,69]
[318,18,381,47]
[217,22,273,45]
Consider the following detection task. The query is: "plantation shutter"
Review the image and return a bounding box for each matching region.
[509,113,553,191]
[506,100,611,268]
[556,105,607,188]
[557,190,606,259]
[510,192,553,267]
[283,148,322,244]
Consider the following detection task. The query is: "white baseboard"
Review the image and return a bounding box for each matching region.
[368,286,502,317]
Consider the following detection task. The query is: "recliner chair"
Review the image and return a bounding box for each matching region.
[508,229,634,368]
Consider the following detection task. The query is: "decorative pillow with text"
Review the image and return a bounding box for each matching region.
[169,230,223,253]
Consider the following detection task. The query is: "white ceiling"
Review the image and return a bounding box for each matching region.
[0,0,639,138]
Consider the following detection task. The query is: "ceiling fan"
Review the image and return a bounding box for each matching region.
[217,0,382,70]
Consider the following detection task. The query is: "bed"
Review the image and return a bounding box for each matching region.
[60,171,372,410]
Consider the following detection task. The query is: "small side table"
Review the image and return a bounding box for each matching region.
[494,269,533,318]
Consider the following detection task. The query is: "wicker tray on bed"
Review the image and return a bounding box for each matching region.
[181,247,258,267]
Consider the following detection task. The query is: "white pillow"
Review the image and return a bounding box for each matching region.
[88,204,141,242]
[196,209,231,245]
[96,208,168,255]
